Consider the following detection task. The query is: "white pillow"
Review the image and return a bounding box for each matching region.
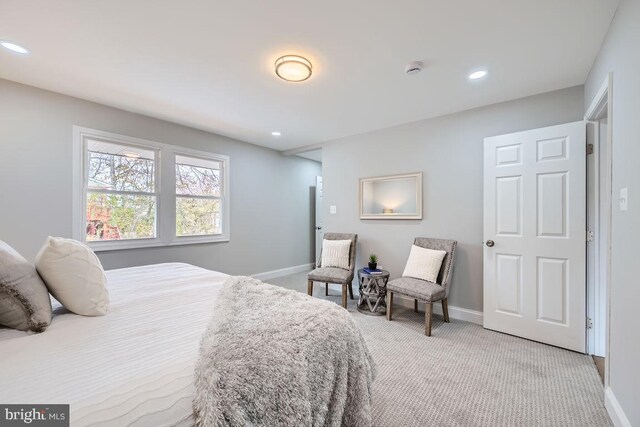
[321,239,351,270]
[35,237,109,316]
[402,245,447,283]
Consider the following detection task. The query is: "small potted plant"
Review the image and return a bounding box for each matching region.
[368,253,378,270]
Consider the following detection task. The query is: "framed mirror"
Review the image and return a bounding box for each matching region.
[359,172,422,220]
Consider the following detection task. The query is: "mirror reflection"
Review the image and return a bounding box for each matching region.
[359,172,422,219]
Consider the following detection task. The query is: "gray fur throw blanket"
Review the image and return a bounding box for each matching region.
[193,276,376,427]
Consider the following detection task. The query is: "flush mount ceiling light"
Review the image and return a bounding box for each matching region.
[468,69,488,80]
[0,40,30,55]
[271,131,281,137]
[275,55,312,82]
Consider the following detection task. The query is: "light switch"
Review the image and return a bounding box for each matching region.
[330,205,337,214]
[619,187,628,211]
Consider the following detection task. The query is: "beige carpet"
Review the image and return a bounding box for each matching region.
[268,272,611,427]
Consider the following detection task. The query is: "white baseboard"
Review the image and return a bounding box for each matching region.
[605,387,632,427]
[394,296,484,325]
[251,266,484,325]
[251,263,314,281]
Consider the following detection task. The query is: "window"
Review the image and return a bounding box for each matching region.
[86,140,158,241]
[175,155,223,236]
[73,127,230,251]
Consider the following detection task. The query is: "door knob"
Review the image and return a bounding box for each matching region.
[315,226,322,230]
[485,240,495,247]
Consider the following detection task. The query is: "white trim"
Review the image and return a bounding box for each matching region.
[250,263,315,281]
[394,296,484,325]
[250,263,485,325]
[584,73,613,386]
[433,303,483,325]
[604,387,632,427]
[72,126,230,251]
[584,76,611,121]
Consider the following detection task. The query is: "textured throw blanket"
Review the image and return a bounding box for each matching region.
[193,276,376,427]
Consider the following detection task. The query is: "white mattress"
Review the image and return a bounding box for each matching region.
[0,263,228,426]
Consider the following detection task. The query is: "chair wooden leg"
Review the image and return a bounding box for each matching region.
[341,284,347,308]
[425,302,433,336]
[325,283,329,296]
[414,299,418,312]
[348,282,354,300]
[442,298,450,323]
[387,292,393,320]
[307,280,313,296]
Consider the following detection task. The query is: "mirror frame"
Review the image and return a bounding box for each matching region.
[359,172,423,220]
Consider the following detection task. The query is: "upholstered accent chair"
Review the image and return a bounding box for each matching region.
[307,233,357,308]
[386,237,457,336]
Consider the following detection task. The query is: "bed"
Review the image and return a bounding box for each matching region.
[0,263,228,426]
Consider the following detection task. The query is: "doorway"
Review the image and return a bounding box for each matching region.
[585,74,613,385]
[315,176,323,261]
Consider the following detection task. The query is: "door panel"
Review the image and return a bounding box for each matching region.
[496,254,522,315]
[537,172,568,237]
[496,176,522,236]
[484,122,586,352]
[537,257,568,324]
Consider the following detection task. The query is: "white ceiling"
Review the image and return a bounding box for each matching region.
[0,0,618,151]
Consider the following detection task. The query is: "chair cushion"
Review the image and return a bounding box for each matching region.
[402,245,447,283]
[387,277,445,302]
[320,239,351,270]
[308,267,352,284]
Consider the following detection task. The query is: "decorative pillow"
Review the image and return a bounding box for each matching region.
[35,237,109,316]
[0,241,53,332]
[321,239,352,270]
[402,245,447,283]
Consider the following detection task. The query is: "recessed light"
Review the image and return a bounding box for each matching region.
[0,41,30,55]
[271,131,281,137]
[275,55,312,82]
[468,70,488,80]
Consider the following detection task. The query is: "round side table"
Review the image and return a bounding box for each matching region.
[357,269,390,316]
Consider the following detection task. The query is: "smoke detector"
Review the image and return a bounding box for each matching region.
[405,61,423,75]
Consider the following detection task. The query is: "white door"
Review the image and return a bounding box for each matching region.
[483,122,586,352]
[315,176,323,261]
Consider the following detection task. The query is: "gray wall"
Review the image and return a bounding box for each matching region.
[0,79,321,275]
[322,86,584,313]
[585,0,639,424]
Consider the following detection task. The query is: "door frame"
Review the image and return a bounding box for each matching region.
[315,176,323,262]
[584,72,613,386]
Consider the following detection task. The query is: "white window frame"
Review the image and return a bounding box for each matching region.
[72,126,230,251]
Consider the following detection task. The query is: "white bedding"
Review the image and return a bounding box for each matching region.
[0,263,228,427]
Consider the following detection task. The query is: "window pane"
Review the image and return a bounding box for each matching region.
[86,192,156,240]
[175,155,221,197]
[176,197,221,236]
[88,139,155,192]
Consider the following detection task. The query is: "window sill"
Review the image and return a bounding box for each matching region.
[89,235,230,252]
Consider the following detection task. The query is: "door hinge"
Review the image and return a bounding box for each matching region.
[587,230,594,242]
[586,317,593,329]
[587,143,594,155]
